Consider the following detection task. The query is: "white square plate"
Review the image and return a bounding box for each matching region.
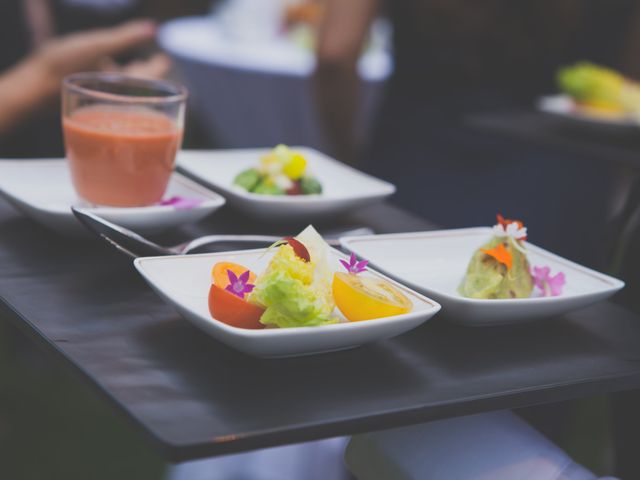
[134,248,441,358]
[0,159,226,236]
[341,228,625,326]
[176,148,396,220]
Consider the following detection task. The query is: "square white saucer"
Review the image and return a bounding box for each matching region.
[341,228,625,326]
[134,248,441,358]
[177,147,395,221]
[0,159,226,235]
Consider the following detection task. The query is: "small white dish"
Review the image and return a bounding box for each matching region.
[134,248,440,358]
[0,159,226,236]
[341,228,625,326]
[176,148,396,220]
[537,94,637,129]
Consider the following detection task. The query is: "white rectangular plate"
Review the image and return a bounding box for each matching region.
[341,228,625,326]
[0,159,225,236]
[134,248,440,358]
[177,147,395,220]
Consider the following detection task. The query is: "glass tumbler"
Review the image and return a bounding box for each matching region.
[62,72,187,207]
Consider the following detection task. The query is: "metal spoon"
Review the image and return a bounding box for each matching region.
[71,207,373,258]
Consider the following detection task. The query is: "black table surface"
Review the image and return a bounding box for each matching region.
[1,198,640,462]
[465,111,640,170]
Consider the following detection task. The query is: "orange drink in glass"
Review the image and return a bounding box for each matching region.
[62,73,187,207]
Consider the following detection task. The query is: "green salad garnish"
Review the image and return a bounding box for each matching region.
[233,144,322,196]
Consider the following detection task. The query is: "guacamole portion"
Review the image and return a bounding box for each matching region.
[458,236,534,299]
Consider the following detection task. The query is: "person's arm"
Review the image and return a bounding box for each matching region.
[313,0,379,164]
[0,58,52,134]
[0,20,169,135]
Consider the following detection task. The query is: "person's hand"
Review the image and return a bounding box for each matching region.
[31,19,170,99]
[0,19,171,134]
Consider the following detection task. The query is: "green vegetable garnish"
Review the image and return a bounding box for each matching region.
[557,62,623,106]
[233,168,261,191]
[300,176,322,195]
[252,180,285,195]
[233,145,322,196]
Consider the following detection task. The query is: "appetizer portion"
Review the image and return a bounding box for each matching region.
[557,62,640,118]
[458,215,533,299]
[458,215,566,300]
[233,144,322,196]
[207,226,412,328]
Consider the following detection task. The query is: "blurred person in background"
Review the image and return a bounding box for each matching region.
[314,0,640,267]
[0,0,210,157]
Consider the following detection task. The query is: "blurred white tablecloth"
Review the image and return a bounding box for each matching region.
[158,15,392,153]
[346,411,615,480]
[167,436,351,480]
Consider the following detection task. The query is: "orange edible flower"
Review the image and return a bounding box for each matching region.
[497,213,524,229]
[481,243,513,270]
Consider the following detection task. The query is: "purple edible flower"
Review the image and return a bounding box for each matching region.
[532,266,566,297]
[158,196,203,210]
[225,269,255,299]
[340,252,369,275]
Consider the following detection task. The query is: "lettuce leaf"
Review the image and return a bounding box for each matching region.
[249,225,336,327]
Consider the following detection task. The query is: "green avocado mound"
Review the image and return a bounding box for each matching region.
[458,236,534,299]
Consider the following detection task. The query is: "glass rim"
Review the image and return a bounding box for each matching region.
[62,72,188,104]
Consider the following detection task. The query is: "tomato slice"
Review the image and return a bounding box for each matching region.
[286,181,302,196]
[283,237,310,262]
[332,272,412,322]
[211,262,257,288]
[208,284,265,329]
